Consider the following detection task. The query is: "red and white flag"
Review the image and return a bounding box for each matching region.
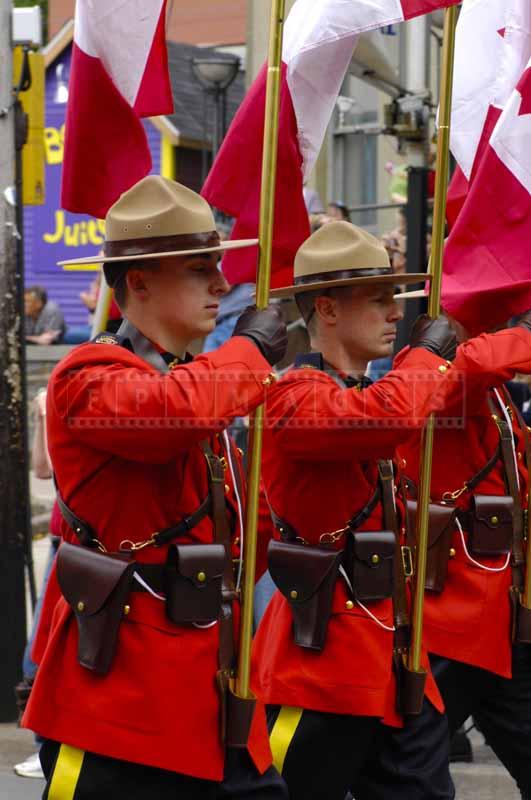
[203,0,460,288]
[61,0,173,219]
[446,0,531,225]
[442,0,531,334]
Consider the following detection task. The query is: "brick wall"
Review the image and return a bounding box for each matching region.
[48,0,247,45]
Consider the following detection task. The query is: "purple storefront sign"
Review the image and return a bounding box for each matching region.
[23,45,162,328]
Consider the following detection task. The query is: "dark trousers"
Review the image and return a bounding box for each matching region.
[267,699,454,800]
[430,645,531,799]
[40,740,288,800]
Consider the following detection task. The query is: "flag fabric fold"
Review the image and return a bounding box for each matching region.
[442,0,531,334]
[203,0,459,288]
[61,0,173,219]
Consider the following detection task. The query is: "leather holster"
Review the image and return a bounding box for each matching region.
[348,531,395,602]
[407,501,456,593]
[164,543,226,625]
[268,540,343,651]
[56,541,135,675]
[394,653,427,716]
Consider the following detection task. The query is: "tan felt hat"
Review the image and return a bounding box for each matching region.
[57,176,257,272]
[270,221,427,299]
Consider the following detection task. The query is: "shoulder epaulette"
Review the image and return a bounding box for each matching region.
[294,352,325,371]
[91,332,134,351]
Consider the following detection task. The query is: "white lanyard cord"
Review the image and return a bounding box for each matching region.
[339,565,395,632]
[455,517,511,573]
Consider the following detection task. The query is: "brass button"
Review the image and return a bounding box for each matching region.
[123,604,131,616]
[371,554,380,565]
[345,600,354,610]
[490,516,499,525]
[237,447,244,456]
[77,601,85,612]
[197,571,207,583]
[263,373,277,387]
[518,452,523,461]
[234,537,240,547]
[401,458,407,469]
[438,365,448,374]
[224,484,230,494]
[449,548,456,558]
[290,589,298,600]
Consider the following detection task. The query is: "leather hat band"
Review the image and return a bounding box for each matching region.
[104,230,221,259]
[294,266,393,286]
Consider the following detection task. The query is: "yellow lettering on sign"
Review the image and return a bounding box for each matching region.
[43,211,106,248]
[44,125,64,165]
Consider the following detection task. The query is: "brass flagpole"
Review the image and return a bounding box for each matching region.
[235,0,286,700]
[408,4,459,675]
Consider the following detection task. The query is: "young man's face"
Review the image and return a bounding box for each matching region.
[331,284,404,361]
[132,252,230,340]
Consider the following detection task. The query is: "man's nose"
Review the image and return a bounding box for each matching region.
[389,301,404,323]
[212,269,230,296]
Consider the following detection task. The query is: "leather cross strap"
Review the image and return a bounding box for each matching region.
[402,442,501,502]
[378,461,410,652]
[487,393,525,591]
[56,488,212,551]
[200,441,237,691]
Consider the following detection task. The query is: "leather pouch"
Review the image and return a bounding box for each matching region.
[406,501,456,593]
[268,540,343,652]
[394,654,427,716]
[164,543,225,625]
[469,495,514,556]
[348,531,395,602]
[56,541,135,675]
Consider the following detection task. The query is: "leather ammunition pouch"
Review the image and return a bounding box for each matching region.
[467,495,514,556]
[406,501,456,593]
[164,543,226,625]
[56,541,135,675]
[347,531,395,602]
[268,539,343,651]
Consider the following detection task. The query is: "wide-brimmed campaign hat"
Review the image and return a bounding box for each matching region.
[270,221,427,299]
[57,176,257,281]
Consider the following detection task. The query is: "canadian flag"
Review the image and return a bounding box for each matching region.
[202,0,460,289]
[442,0,531,334]
[61,0,173,219]
[446,0,531,225]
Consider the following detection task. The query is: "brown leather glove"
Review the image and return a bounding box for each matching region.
[515,309,531,333]
[410,314,457,361]
[233,304,288,366]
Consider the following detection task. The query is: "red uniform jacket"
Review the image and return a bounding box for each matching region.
[252,330,531,723]
[23,335,275,781]
[397,327,531,678]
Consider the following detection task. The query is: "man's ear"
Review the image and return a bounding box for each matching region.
[126,270,149,300]
[314,294,337,325]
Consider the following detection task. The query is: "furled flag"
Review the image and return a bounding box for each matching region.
[203,0,460,288]
[61,0,173,219]
[442,0,531,334]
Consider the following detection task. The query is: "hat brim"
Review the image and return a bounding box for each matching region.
[393,289,429,301]
[270,272,428,299]
[57,238,259,268]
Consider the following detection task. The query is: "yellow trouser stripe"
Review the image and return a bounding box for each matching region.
[48,744,85,800]
[270,706,303,775]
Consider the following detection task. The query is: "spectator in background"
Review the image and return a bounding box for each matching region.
[382,207,407,275]
[25,286,66,345]
[326,201,351,222]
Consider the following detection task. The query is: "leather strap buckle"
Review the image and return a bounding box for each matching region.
[401,545,414,578]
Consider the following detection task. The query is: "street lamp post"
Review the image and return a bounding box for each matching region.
[191,55,240,182]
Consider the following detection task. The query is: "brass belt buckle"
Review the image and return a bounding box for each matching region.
[401,545,414,578]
